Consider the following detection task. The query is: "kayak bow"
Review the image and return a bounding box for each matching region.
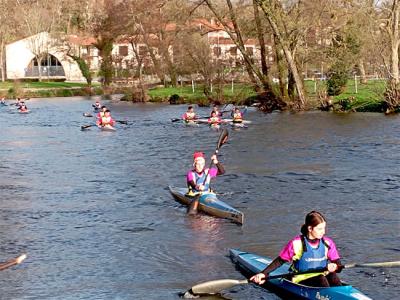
[169,186,243,224]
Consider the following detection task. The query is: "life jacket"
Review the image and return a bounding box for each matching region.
[97,111,106,119]
[291,235,330,283]
[184,112,196,121]
[100,116,113,126]
[188,169,211,193]
[208,117,220,124]
[232,112,243,123]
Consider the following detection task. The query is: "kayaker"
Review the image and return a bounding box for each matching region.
[96,110,115,127]
[93,100,101,109]
[250,211,343,287]
[182,106,197,122]
[15,97,22,107]
[231,107,243,123]
[210,104,222,117]
[187,152,225,194]
[208,111,222,126]
[18,103,28,112]
[96,106,107,119]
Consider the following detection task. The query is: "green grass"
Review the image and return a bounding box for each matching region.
[147,83,256,104]
[0,81,96,89]
[305,79,386,102]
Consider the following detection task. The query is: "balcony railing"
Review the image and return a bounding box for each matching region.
[25,66,65,77]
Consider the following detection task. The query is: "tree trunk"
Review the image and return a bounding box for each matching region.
[253,0,271,90]
[273,34,287,99]
[257,0,306,109]
[204,0,262,90]
[0,40,4,82]
[37,56,42,82]
[358,59,367,84]
[390,0,400,85]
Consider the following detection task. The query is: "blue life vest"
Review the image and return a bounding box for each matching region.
[293,237,328,272]
[189,169,211,193]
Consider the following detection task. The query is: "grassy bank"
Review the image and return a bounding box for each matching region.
[146,83,257,105]
[0,79,389,112]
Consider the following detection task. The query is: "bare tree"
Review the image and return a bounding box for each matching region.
[0,0,17,81]
[381,0,400,112]
[15,0,64,81]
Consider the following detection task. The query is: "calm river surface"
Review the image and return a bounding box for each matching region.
[0,97,399,299]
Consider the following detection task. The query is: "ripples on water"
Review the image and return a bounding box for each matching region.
[0,98,399,299]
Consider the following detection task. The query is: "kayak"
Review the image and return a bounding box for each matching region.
[196,118,252,124]
[168,186,244,225]
[183,120,199,127]
[18,110,30,114]
[229,249,372,300]
[98,124,116,131]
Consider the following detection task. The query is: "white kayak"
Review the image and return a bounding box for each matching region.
[98,124,116,131]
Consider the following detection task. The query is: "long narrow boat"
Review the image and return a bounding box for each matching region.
[98,124,116,131]
[229,249,372,300]
[168,186,244,225]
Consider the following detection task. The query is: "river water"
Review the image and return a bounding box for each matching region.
[0,97,399,299]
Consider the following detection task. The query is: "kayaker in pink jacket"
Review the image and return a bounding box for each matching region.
[187,152,225,194]
[250,211,343,287]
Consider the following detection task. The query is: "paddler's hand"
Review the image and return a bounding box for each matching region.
[250,273,267,285]
[196,184,205,191]
[211,154,218,164]
[327,263,338,273]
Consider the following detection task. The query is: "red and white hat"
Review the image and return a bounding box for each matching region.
[193,152,205,161]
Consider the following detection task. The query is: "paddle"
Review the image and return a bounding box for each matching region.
[187,129,229,215]
[81,124,94,130]
[185,260,400,296]
[0,254,27,271]
[115,120,128,125]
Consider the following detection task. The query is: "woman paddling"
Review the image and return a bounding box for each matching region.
[182,106,197,123]
[96,110,115,128]
[250,211,343,287]
[187,152,225,195]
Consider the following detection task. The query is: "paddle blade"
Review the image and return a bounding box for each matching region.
[187,194,200,215]
[346,261,400,268]
[81,125,92,130]
[216,129,229,150]
[190,278,248,295]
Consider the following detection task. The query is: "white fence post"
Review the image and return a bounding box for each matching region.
[192,79,195,93]
[354,75,358,94]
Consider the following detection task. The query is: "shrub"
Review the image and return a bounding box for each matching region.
[326,63,348,96]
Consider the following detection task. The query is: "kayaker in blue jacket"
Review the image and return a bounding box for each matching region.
[250,211,343,287]
[187,152,225,194]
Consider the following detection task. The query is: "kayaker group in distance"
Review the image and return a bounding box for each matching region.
[181,104,245,126]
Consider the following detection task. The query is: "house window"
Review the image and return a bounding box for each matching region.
[119,46,128,56]
[230,47,237,56]
[245,47,254,56]
[213,47,221,57]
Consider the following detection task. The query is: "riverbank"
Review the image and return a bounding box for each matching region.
[0,79,390,112]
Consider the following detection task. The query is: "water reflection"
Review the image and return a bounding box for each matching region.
[0,98,399,299]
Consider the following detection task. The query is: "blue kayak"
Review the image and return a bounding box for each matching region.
[169,186,244,225]
[229,249,372,300]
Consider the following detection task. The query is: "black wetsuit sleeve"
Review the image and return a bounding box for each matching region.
[187,180,196,190]
[261,257,287,275]
[215,162,225,175]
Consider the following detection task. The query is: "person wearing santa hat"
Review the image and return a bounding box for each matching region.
[186,151,225,194]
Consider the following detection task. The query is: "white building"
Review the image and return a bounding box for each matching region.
[6,32,86,82]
